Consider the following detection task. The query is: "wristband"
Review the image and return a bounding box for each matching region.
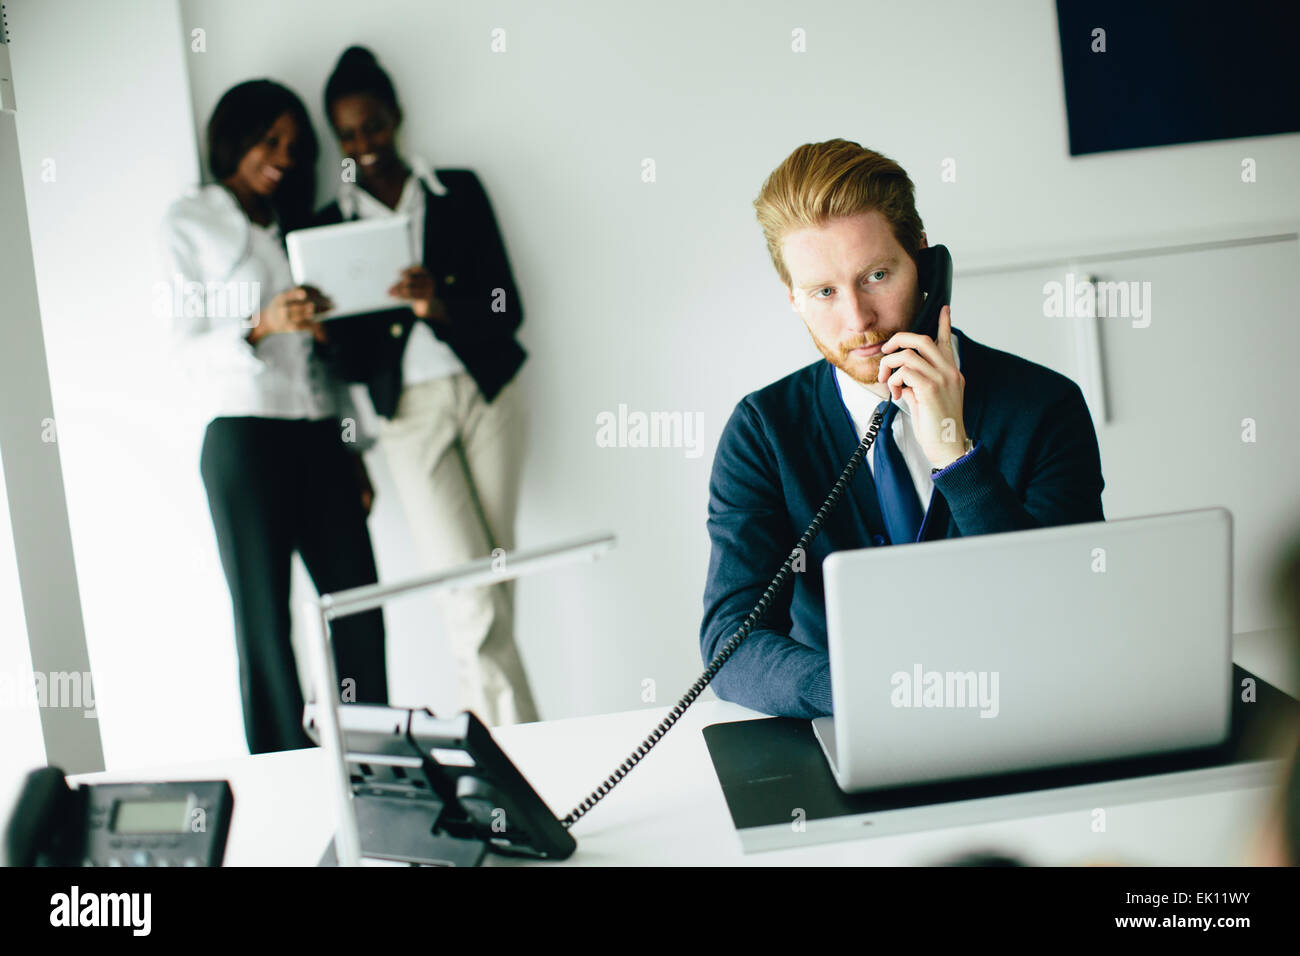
[931,438,976,475]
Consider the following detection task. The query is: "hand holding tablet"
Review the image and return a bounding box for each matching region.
[387,265,447,321]
[247,286,333,344]
[286,216,416,318]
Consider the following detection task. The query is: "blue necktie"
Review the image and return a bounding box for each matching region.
[872,400,924,545]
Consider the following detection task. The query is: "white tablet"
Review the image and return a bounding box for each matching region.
[286,216,415,319]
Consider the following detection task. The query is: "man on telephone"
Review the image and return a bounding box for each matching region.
[700,139,1105,719]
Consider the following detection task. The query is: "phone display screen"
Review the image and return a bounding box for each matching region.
[110,799,191,834]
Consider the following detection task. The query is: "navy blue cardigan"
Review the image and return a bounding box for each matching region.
[699,329,1105,718]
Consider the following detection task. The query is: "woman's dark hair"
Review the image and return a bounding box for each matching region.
[206,79,318,231]
[324,46,401,122]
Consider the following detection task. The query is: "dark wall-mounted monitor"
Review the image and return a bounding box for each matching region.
[1055,1,1300,156]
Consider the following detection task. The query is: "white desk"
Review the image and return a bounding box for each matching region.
[64,695,1287,867]
[45,627,1294,866]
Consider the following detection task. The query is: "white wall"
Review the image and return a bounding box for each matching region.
[176,0,1300,719]
[1,29,98,789]
[6,0,246,768]
[957,237,1300,632]
[10,0,1300,769]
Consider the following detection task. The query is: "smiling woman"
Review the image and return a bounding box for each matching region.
[310,45,537,727]
[204,80,318,232]
[158,79,390,755]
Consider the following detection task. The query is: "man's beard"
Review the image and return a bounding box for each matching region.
[805,324,893,387]
[801,291,922,387]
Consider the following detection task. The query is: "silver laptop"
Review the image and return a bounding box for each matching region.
[814,507,1233,793]
[286,215,414,318]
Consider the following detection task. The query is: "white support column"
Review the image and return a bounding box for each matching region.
[0,25,103,773]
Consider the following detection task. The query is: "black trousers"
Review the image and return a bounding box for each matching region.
[200,417,387,754]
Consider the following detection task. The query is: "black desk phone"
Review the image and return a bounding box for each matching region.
[5,766,233,867]
[304,703,576,865]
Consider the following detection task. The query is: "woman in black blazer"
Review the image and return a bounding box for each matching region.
[314,47,539,726]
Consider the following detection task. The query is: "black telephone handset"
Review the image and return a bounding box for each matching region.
[910,244,953,341]
[4,766,233,867]
[560,246,955,827]
[5,767,84,866]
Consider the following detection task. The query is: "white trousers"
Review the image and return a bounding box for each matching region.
[379,372,539,725]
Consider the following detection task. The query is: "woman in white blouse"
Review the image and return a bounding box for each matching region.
[160,79,388,754]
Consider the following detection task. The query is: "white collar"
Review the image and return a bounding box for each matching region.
[337,154,447,219]
[403,154,448,197]
[834,328,963,424]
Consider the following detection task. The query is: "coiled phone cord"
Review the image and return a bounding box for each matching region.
[560,403,890,828]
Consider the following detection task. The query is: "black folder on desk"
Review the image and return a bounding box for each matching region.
[703,666,1298,854]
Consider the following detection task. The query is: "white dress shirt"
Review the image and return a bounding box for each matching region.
[336,155,466,387]
[833,330,964,511]
[159,183,344,422]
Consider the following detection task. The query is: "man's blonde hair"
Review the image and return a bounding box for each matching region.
[753,139,925,289]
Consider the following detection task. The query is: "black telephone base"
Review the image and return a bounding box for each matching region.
[318,834,487,868]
